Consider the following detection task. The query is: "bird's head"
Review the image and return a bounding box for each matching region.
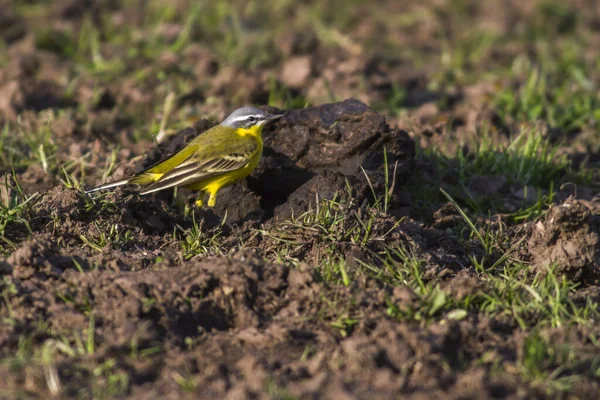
[220,107,284,130]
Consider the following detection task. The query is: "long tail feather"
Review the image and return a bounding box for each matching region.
[138,176,187,195]
[139,164,204,195]
[85,178,130,194]
[138,185,167,195]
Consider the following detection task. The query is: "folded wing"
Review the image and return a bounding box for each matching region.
[139,139,257,195]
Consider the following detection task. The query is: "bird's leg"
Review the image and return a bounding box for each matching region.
[204,188,234,230]
[195,191,205,207]
[207,190,218,207]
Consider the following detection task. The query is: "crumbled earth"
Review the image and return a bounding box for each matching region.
[529,198,600,281]
[1,0,600,399]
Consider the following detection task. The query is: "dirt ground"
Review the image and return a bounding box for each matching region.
[1,0,600,399]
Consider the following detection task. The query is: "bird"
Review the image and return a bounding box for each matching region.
[85,106,284,207]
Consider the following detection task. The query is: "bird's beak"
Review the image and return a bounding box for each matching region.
[267,113,285,121]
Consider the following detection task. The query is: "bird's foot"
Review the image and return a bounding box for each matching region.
[195,198,203,207]
[207,193,217,208]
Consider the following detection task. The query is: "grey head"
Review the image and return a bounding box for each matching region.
[220,106,284,129]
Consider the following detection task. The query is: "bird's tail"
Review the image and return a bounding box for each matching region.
[85,178,131,194]
[85,172,162,194]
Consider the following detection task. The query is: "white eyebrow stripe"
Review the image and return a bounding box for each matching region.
[231,114,264,122]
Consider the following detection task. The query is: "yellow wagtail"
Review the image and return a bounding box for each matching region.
[86,107,284,207]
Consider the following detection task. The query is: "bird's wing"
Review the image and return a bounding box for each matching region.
[135,128,215,176]
[125,126,218,187]
[139,133,259,194]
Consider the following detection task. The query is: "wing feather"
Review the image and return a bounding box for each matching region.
[139,135,258,195]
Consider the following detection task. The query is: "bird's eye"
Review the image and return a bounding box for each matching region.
[247,116,257,123]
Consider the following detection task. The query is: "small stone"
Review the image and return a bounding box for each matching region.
[512,185,539,202]
[470,175,508,195]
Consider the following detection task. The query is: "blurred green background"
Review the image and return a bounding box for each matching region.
[0,0,598,180]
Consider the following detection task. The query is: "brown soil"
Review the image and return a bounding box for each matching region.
[1,0,600,399]
[529,198,600,281]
